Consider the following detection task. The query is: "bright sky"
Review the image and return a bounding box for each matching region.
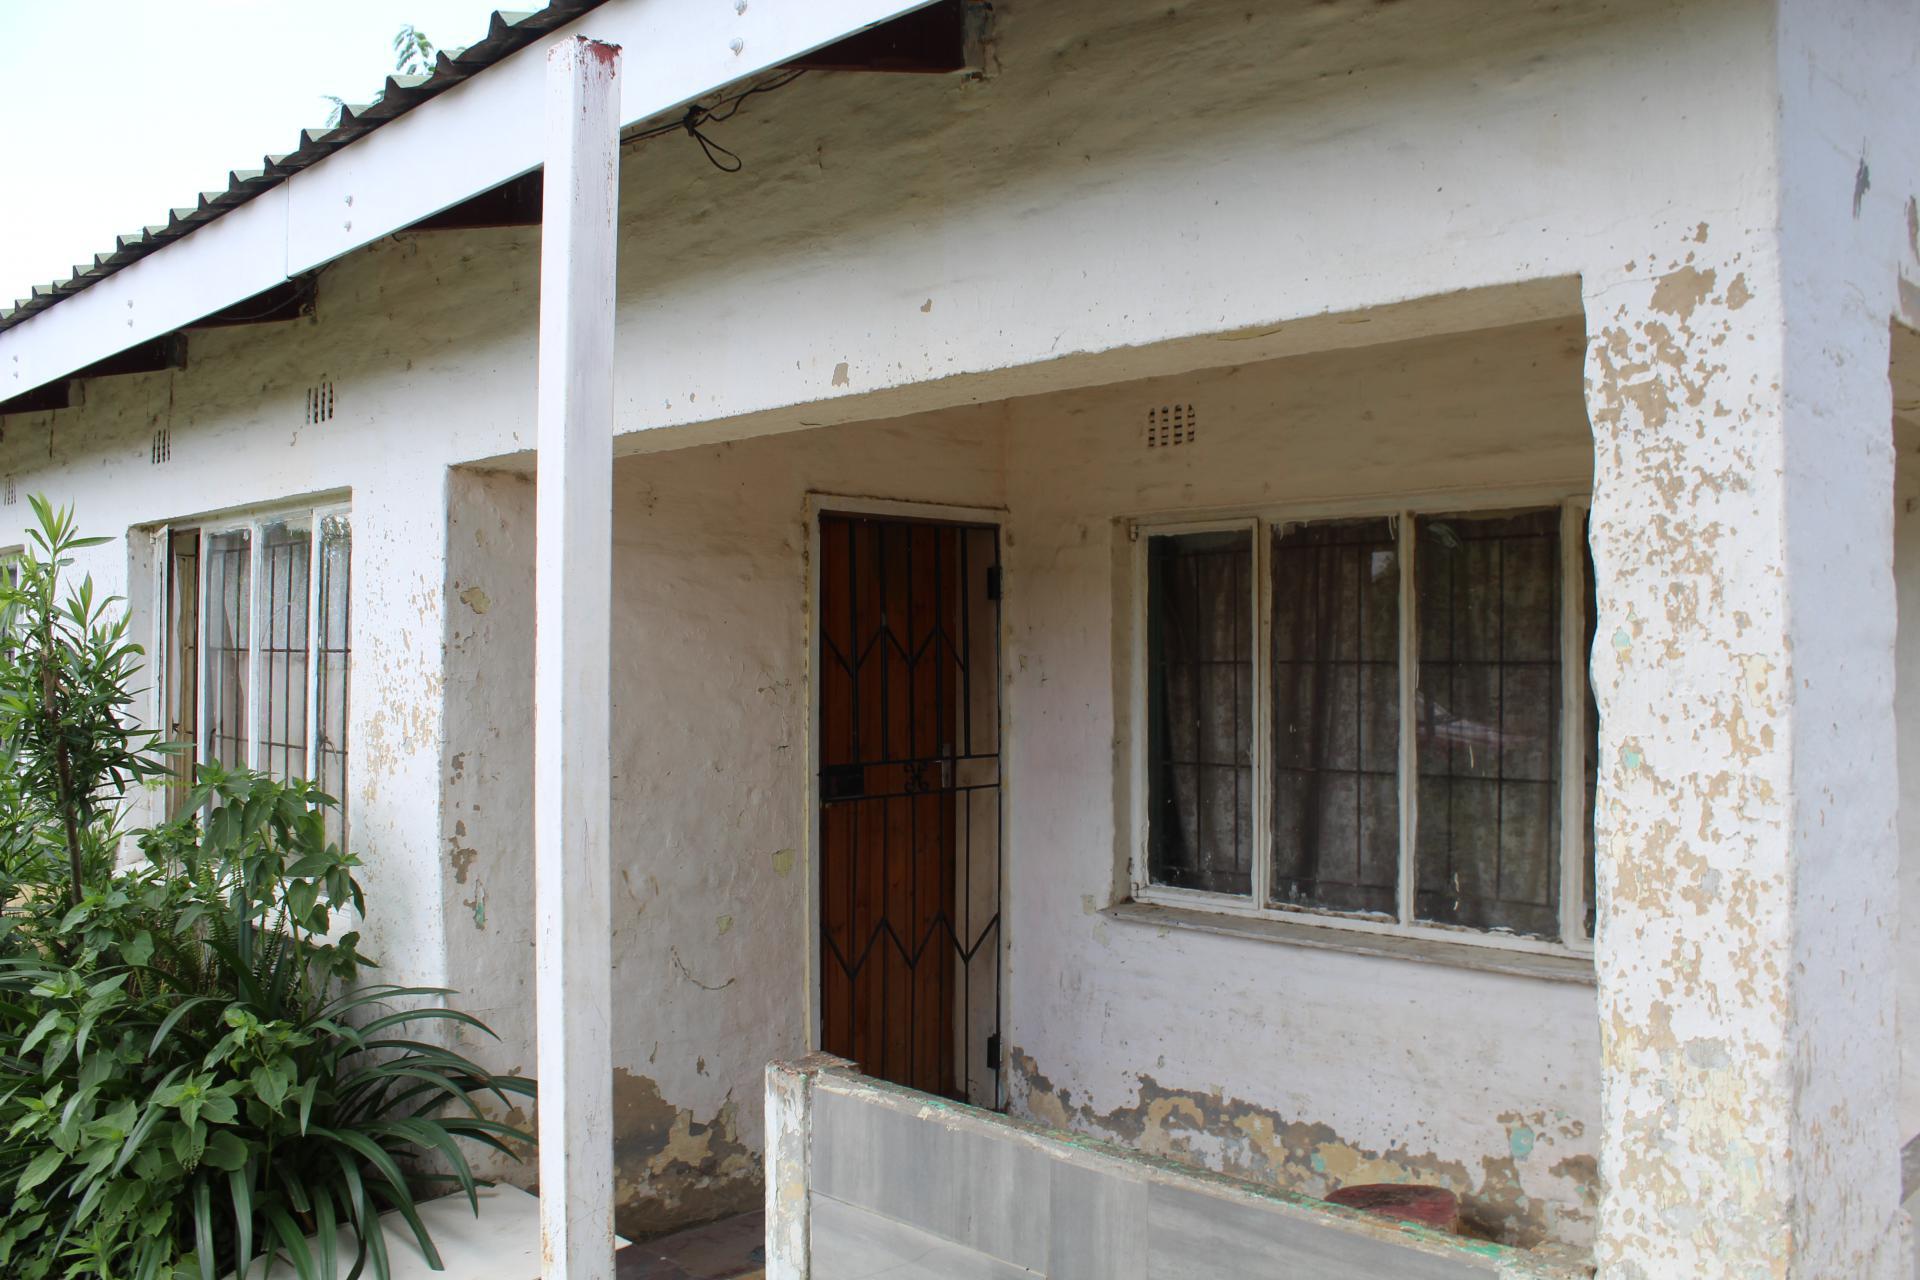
[0,0,513,305]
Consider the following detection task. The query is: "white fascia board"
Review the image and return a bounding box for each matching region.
[1,185,291,399]
[0,0,935,401]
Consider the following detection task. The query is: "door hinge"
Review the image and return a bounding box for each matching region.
[985,565,1002,602]
[986,1032,1001,1072]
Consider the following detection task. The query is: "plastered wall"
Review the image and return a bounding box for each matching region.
[998,318,1602,1251]
[441,410,1007,1235]
[0,221,546,982]
[0,0,1780,981]
[437,316,1606,1246]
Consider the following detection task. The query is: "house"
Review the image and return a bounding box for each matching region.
[3,0,1919,1274]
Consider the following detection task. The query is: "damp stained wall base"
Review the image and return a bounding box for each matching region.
[1007,1049,1595,1254]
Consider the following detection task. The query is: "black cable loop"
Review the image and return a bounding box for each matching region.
[623,68,808,173]
[682,105,743,173]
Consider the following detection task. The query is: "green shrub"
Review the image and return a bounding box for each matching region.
[0,502,534,1279]
[0,496,167,908]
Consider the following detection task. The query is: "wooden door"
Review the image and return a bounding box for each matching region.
[817,514,1001,1103]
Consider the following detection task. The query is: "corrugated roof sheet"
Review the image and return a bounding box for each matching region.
[0,1,609,335]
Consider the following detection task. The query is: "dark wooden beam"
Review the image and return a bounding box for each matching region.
[785,0,972,74]
[409,170,544,231]
[78,333,187,379]
[0,334,186,418]
[186,277,316,329]
[0,380,74,417]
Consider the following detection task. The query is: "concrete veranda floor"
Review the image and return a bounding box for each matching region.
[252,1186,766,1279]
[613,1211,766,1280]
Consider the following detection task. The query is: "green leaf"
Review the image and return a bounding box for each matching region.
[151,997,219,1057]
[314,1186,339,1280]
[193,1175,216,1280]
[295,1077,319,1135]
[198,1092,238,1126]
[356,1167,390,1280]
[110,1099,163,1176]
[17,1146,63,1195]
[250,1061,290,1111]
[172,1118,206,1168]
[20,1008,63,1055]
[123,930,154,968]
[201,1129,250,1172]
[228,1166,254,1280]
[267,1204,321,1280]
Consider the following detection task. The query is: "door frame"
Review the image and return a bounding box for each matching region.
[802,492,1010,1104]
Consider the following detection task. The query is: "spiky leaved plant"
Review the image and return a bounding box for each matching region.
[0,502,533,1280]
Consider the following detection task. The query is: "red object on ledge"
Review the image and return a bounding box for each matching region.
[1324,1184,1461,1233]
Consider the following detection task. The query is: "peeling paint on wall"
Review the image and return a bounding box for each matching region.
[611,1068,761,1240]
[1008,1049,1595,1249]
[1002,316,1605,1260]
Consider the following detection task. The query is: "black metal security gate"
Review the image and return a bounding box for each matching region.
[816,513,1002,1106]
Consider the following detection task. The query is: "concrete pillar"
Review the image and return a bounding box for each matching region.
[1583,6,1907,1267]
[766,1054,850,1280]
[533,34,621,1280]
[343,464,454,989]
[764,1059,856,1274]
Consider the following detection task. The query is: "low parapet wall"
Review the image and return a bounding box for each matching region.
[764,1055,1585,1280]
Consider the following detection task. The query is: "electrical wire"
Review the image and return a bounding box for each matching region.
[622,68,810,173]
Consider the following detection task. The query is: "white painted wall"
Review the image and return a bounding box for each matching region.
[1000,318,1600,1250]
[440,409,1007,1232]
[2,0,1916,1262]
[0,222,543,982]
[0,0,1785,979]
[436,315,1604,1245]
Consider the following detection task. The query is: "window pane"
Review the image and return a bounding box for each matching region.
[1414,510,1563,938]
[203,529,252,769]
[165,529,200,816]
[1268,518,1399,916]
[1146,530,1252,896]
[258,517,312,783]
[0,558,20,658]
[316,512,352,849]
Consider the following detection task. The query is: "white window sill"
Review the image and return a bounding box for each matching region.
[1102,900,1596,985]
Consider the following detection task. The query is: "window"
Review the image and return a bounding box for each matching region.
[161,505,352,846]
[0,549,21,657]
[1137,499,1595,951]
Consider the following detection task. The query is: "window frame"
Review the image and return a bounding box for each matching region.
[151,499,349,800]
[1139,516,1263,898]
[1128,488,1594,960]
[0,546,22,656]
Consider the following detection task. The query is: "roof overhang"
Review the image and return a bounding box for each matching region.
[0,0,942,408]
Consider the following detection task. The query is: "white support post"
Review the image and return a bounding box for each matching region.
[534,33,620,1280]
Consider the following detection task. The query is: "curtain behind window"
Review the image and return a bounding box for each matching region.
[1414,509,1563,937]
[1146,530,1252,896]
[1269,517,1400,916]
